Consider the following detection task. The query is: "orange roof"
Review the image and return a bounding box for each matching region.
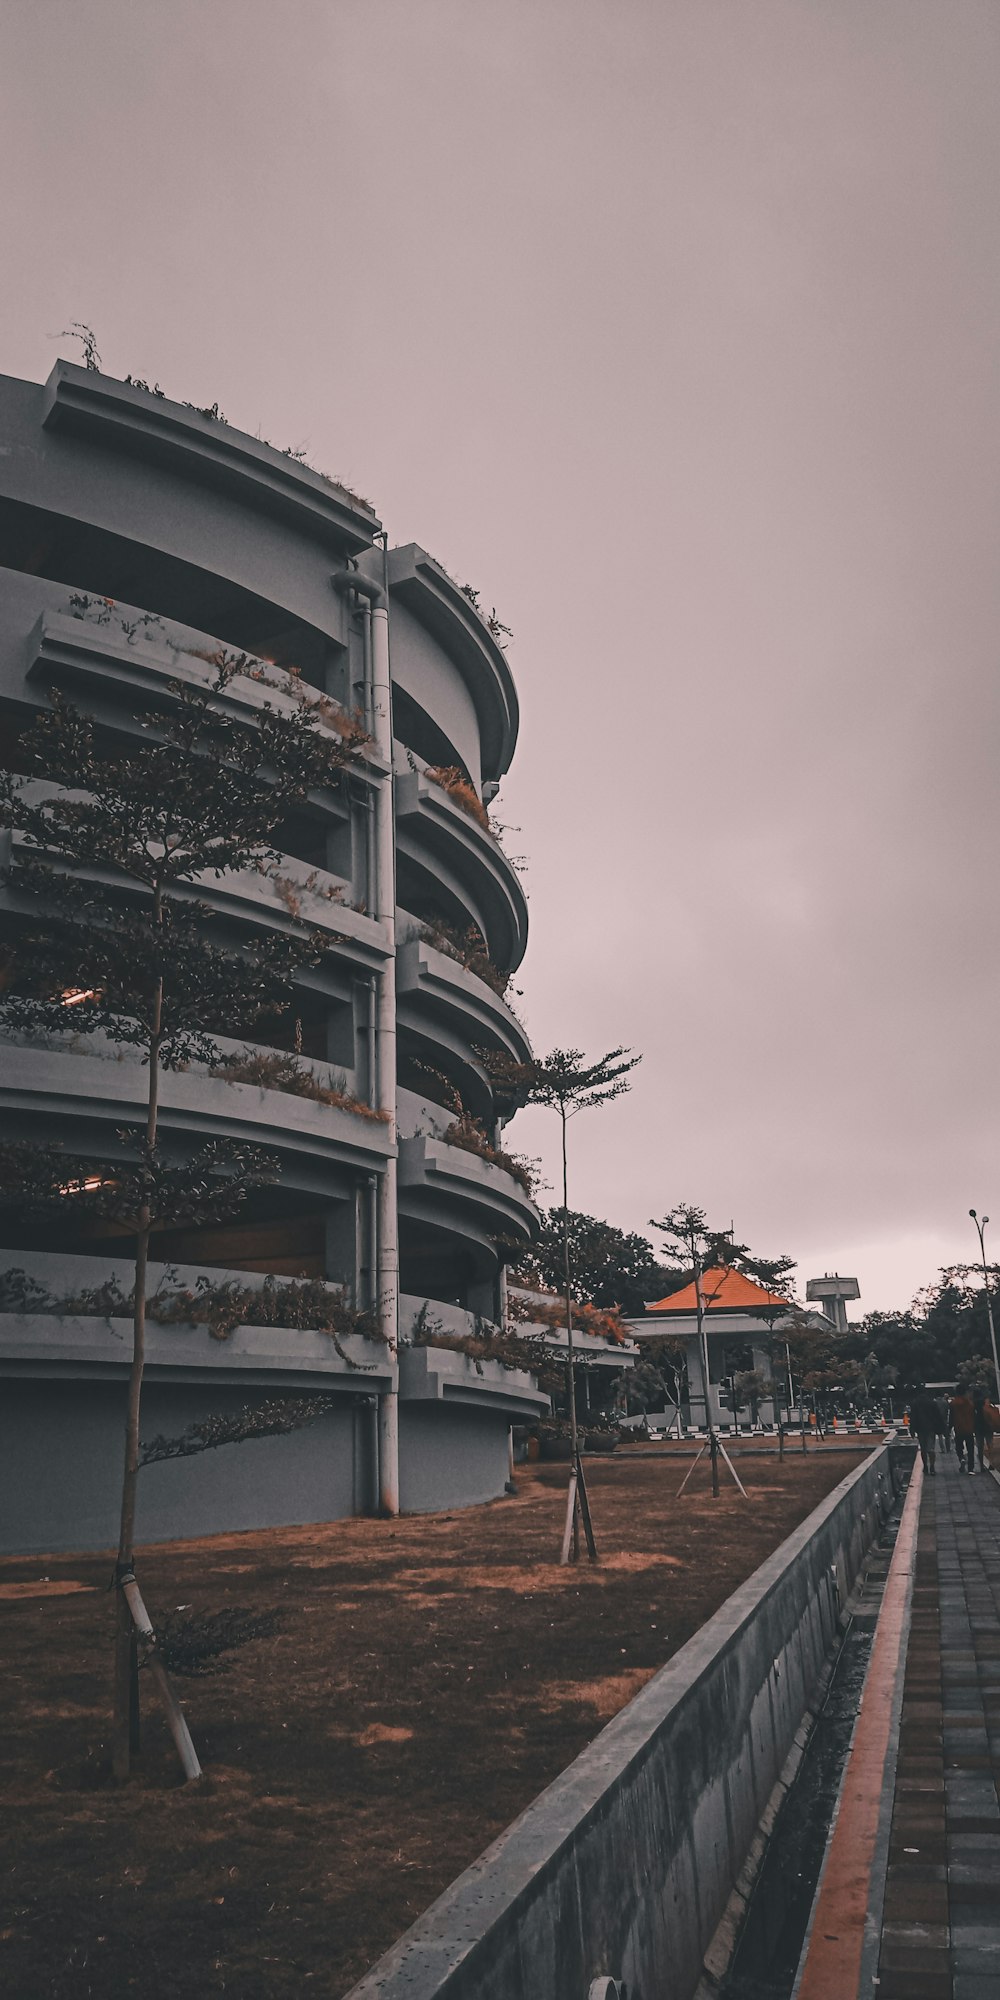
[645,1265,791,1314]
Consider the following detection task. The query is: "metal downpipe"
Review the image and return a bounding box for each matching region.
[335,562,399,1515]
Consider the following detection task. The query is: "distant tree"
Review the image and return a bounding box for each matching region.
[622,1358,669,1417]
[528,1208,669,1315]
[860,1306,951,1389]
[650,1202,796,1300]
[733,1367,771,1425]
[921,1266,1000,1376]
[0,652,370,1777]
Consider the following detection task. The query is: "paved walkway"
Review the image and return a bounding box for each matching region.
[876,1453,1000,1999]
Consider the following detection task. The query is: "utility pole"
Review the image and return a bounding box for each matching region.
[969,1210,1000,1401]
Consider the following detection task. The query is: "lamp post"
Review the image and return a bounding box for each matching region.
[969,1210,1000,1401]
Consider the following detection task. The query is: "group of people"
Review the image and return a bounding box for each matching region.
[908,1384,1000,1476]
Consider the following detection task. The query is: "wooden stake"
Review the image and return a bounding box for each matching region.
[714,1431,750,1499]
[559,1470,578,1566]
[676,1431,749,1500]
[559,1458,599,1565]
[576,1457,598,1560]
[676,1440,708,1496]
[119,1574,202,1782]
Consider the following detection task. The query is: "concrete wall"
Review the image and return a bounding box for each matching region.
[345,1444,899,2000]
[0,1369,529,1553]
[0,1381,365,1554]
[399,1404,512,1514]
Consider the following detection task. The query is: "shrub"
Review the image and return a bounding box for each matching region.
[409,1301,561,1390]
[211,1046,390,1122]
[0,1267,383,1360]
[424,764,490,832]
[440,1111,539,1197]
[417,918,512,999]
[508,1289,632,1347]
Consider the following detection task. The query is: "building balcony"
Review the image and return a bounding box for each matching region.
[0,370,376,658]
[381,543,518,781]
[0,1042,394,1190]
[394,764,528,972]
[397,1133,539,1249]
[16,593,387,784]
[41,362,380,554]
[399,1344,547,1421]
[396,931,530,1063]
[0,1253,393,1391]
[2,786,389,980]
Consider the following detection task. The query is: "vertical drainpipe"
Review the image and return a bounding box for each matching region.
[334,558,399,1515]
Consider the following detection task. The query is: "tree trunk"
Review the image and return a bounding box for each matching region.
[560,1106,579,1466]
[112,948,162,1782]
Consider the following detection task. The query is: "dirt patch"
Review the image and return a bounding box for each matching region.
[0,1580,95,1600]
[540,1668,656,1718]
[0,1447,870,1998]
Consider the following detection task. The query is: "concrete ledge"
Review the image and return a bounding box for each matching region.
[41,361,380,550]
[398,1343,548,1420]
[344,1443,899,2000]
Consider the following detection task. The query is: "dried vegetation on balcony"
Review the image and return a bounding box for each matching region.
[209,1047,389,1122]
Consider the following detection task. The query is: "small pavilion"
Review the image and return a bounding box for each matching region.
[632,1266,811,1429]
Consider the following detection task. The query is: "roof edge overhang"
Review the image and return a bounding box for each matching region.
[40,362,382,555]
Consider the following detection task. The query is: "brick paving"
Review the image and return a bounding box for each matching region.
[876,1453,1000,1999]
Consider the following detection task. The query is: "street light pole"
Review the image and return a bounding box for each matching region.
[969,1210,1000,1401]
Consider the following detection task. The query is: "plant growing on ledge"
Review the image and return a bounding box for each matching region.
[0,661,359,1783]
[439,1107,539,1198]
[209,1046,390,1122]
[0,1267,384,1370]
[408,1300,561,1391]
[55,322,101,370]
[507,1290,632,1347]
[417,916,514,998]
[459,583,514,650]
[424,763,490,832]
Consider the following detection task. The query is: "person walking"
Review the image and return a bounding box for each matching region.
[909,1385,942,1475]
[973,1388,1000,1472]
[949,1387,976,1473]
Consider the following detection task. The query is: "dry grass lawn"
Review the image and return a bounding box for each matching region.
[1,1444,869,1998]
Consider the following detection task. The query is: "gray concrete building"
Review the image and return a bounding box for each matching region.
[0,361,552,1553]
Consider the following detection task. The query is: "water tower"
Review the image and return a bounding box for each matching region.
[806,1274,861,1333]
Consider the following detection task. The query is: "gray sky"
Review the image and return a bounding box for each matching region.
[3,0,998,1311]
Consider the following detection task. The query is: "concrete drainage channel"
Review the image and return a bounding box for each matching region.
[344,1443,912,2000]
[713,1467,913,2000]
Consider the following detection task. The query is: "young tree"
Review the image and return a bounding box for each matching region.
[0,653,369,1776]
[649,1204,794,1493]
[628,1336,689,1432]
[481,1045,640,1559]
[733,1367,771,1428]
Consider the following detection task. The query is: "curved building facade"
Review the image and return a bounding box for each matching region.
[0,362,547,1553]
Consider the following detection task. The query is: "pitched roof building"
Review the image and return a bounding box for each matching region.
[630,1265,815,1430]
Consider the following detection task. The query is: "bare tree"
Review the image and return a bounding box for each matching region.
[481,1045,640,1559]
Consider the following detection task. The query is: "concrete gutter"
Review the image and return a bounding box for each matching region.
[794,1457,922,2000]
[343,1443,899,2000]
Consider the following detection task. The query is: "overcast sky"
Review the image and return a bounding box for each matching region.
[3,1,998,1312]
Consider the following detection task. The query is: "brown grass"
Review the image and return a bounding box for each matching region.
[0,1447,870,1998]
